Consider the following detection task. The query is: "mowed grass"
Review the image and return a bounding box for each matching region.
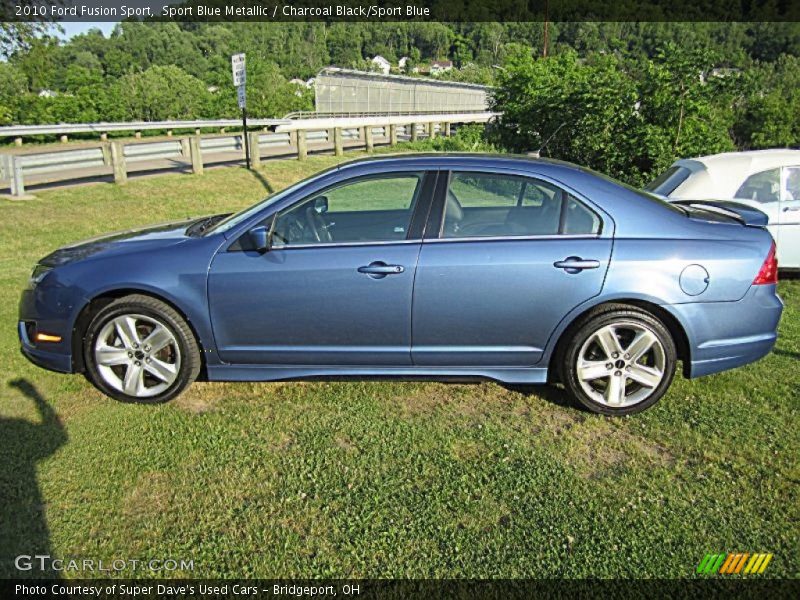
[0,154,798,579]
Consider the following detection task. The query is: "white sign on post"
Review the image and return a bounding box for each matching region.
[237,85,246,109]
[231,53,246,87]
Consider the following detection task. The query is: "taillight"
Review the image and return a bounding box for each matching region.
[752,241,778,285]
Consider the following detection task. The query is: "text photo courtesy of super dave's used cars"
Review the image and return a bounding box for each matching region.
[20,154,784,415]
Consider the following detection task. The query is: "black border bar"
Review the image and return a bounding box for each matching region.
[3,0,800,23]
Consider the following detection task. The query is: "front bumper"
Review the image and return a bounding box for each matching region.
[671,284,784,378]
[18,320,74,373]
[18,284,84,374]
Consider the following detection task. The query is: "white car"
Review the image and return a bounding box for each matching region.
[646,149,800,269]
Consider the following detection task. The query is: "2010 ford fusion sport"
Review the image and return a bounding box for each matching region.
[19,155,783,415]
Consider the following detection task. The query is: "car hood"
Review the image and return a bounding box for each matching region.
[39,217,202,267]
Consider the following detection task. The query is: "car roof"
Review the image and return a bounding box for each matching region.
[333,152,587,175]
[675,149,800,174]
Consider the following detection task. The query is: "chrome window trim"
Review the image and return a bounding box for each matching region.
[423,234,602,244]
[270,239,422,251]
[269,233,601,250]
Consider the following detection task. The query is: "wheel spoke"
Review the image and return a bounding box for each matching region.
[626,364,662,388]
[626,330,657,362]
[578,360,610,382]
[604,375,626,405]
[122,363,145,396]
[144,358,177,384]
[114,316,140,349]
[96,344,129,366]
[142,324,172,353]
[595,326,623,358]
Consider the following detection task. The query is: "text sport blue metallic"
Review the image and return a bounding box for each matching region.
[19,154,783,414]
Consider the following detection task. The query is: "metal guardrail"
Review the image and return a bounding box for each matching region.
[0,119,291,139]
[0,114,491,197]
[285,110,490,119]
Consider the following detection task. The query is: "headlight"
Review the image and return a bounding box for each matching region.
[29,264,52,288]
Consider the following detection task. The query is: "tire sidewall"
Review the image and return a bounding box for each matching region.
[562,309,677,416]
[84,299,195,403]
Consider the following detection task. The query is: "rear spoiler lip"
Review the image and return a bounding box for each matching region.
[671,199,769,227]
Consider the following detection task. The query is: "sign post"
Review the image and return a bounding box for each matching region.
[231,53,250,169]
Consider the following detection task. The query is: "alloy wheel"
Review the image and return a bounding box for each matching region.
[93,313,181,398]
[576,320,666,408]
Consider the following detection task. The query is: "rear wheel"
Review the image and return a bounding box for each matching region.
[561,306,677,415]
[83,295,200,403]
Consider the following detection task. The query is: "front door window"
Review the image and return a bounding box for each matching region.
[272,173,424,246]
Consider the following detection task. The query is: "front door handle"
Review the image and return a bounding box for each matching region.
[358,261,405,279]
[554,257,601,274]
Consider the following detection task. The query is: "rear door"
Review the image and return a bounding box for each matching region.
[411,170,613,367]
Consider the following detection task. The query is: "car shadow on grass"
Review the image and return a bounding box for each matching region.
[499,382,586,412]
[0,379,67,578]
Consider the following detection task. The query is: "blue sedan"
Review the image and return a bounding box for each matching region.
[19,154,783,415]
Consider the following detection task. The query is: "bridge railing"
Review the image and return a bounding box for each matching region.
[0,119,291,143]
[0,113,496,197]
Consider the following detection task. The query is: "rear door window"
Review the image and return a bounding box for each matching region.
[441,172,600,238]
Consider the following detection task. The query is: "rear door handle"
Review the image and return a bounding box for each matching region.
[554,257,601,274]
[783,206,800,212]
[358,261,404,278]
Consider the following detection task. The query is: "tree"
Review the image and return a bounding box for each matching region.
[0,62,27,124]
[0,22,57,60]
[114,66,210,121]
[492,46,736,186]
[734,54,800,148]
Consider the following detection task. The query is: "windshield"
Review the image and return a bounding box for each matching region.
[204,167,337,235]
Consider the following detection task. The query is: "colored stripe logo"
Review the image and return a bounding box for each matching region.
[697,553,773,575]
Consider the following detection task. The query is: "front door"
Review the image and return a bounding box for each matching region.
[778,166,800,268]
[208,171,433,365]
[411,170,612,367]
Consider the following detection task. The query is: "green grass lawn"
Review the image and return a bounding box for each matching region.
[1,155,798,579]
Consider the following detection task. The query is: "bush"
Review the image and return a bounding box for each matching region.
[403,123,500,153]
[491,46,737,186]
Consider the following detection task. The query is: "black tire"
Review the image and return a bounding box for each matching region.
[560,304,677,416]
[83,294,201,403]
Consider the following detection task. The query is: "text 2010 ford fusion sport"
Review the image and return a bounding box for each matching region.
[19,155,783,415]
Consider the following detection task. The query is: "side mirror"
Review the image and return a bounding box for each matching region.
[312,196,329,214]
[249,225,269,253]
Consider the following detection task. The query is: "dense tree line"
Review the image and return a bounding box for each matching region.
[1,21,797,123]
[492,43,800,185]
[0,21,797,185]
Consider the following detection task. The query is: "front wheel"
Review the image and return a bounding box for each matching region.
[83,294,201,403]
[561,306,677,415]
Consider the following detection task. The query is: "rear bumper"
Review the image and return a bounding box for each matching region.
[670,284,783,378]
